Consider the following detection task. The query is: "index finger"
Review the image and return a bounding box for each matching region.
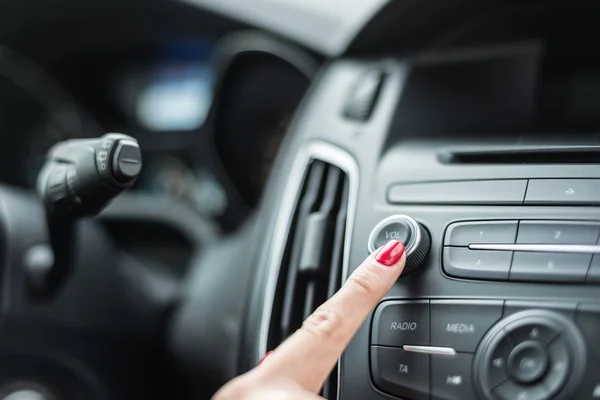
[259,240,406,392]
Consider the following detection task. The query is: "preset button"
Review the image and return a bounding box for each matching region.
[516,221,600,245]
[445,220,518,246]
[430,300,503,352]
[510,252,592,282]
[372,301,429,347]
[443,247,512,280]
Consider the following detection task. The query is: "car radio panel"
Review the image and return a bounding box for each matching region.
[370,300,596,400]
[361,214,600,400]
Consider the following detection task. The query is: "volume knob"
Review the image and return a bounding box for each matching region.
[368,215,431,276]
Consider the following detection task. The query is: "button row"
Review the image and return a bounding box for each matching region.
[444,247,599,282]
[444,247,594,282]
[445,220,600,247]
[371,347,475,400]
[372,300,503,352]
[443,220,600,283]
[387,178,600,206]
[371,299,595,351]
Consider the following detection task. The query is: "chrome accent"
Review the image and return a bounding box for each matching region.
[468,244,600,253]
[402,345,457,356]
[258,141,360,363]
[367,214,422,255]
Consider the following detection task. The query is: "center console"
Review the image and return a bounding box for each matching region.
[363,209,600,400]
[356,180,600,400]
[246,4,600,400]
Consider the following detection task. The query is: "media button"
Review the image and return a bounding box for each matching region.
[430,300,503,352]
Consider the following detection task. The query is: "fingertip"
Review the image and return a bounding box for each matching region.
[374,240,405,267]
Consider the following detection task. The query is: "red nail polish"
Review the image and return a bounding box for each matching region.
[258,351,273,366]
[375,240,405,266]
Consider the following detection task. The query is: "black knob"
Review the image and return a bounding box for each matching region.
[112,139,143,183]
[368,215,431,275]
[37,133,142,218]
[473,310,586,400]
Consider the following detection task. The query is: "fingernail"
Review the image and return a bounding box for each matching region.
[375,240,405,266]
[258,351,274,366]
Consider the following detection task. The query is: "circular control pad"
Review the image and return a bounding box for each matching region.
[367,215,431,276]
[473,310,586,400]
[507,341,548,384]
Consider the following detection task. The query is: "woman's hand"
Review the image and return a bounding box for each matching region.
[212,240,406,400]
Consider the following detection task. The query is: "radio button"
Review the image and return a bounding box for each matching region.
[509,252,592,282]
[443,247,512,280]
[430,300,503,352]
[516,221,600,245]
[372,301,429,347]
[445,221,518,246]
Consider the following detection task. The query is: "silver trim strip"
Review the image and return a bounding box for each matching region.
[367,214,422,256]
[258,141,360,361]
[468,244,600,253]
[403,345,457,356]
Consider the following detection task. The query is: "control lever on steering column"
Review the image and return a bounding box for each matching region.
[30,133,142,297]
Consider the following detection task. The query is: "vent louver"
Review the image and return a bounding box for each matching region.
[268,159,349,399]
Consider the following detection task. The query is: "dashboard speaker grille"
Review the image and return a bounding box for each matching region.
[267,159,349,399]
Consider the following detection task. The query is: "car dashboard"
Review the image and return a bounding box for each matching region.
[234,2,600,400]
[0,1,599,400]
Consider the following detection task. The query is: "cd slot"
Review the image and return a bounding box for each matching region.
[438,146,600,165]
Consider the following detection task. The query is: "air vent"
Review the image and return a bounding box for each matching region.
[267,159,349,399]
